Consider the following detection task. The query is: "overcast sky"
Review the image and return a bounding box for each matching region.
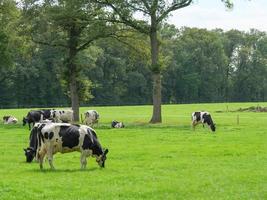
[168,0,267,32]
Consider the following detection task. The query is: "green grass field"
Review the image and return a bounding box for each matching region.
[0,103,266,200]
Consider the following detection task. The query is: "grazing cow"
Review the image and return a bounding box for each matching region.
[84,110,99,126]
[24,123,108,170]
[191,111,216,132]
[111,120,125,128]
[3,116,18,124]
[50,109,73,123]
[23,110,47,130]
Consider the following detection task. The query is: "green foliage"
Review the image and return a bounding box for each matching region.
[163,28,228,103]
[0,0,266,108]
[0,103,267,199]
[77,78,94,102]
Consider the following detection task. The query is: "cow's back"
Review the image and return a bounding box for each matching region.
[58,125,80,149]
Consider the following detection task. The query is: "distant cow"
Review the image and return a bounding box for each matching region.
[84,110,99,126]
[111,120,124,128]
[23,110,51,130]
[191,111,216,132]
[24,123,109,170]
[50,109,73,123]
[3,116,18,124]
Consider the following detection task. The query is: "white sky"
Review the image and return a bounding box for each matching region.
[168,0,267,32]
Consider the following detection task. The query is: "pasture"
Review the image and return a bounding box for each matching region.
[0,103,266,200]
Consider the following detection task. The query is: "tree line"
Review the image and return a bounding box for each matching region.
[1,1,266,117]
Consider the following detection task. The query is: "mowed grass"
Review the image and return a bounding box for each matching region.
[0,103,267,200]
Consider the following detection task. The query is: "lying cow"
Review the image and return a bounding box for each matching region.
[3,116,18,124]
[84,110,99,126]
[111,120,124,128]
[24,123,109,170]
[191,111,216,132]
[51,109,73,123]
[23,110,51,130]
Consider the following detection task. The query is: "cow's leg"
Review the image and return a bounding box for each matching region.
[80,151,87,170]
[39,156,44,170]
[47,146,55,170]
[38,149,46,170]
[192,121,197,131]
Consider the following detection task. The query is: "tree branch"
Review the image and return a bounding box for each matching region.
[30,35,68,48]
[93,0,150,34]
[77,31,115,51]
[157,0,193,23]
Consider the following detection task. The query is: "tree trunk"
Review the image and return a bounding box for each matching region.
[67,25,80,122]
[149,21,162,123]
[150,72,162,123]
[70,73,79,122]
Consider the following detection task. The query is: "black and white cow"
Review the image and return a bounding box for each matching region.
[23,109,53,130]
[24,123,109,170]
[191,111,216,132]
[3,116,18,124]
[23,110,49,130]
[84,110,99,126]
[111,120,125,128]
[50,109,73,123]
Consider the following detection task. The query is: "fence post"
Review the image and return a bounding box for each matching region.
[80,114,83,123]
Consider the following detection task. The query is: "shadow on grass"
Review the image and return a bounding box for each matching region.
[28,167,100,173]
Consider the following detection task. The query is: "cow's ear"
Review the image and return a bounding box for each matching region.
[23,148,27,152]
[104,149,109,155]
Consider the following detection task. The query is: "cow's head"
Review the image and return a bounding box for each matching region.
[3,116,9,121]
[50,110,56,119]
[210,124,216,132]
[96,149,109,168]
[24,147,35,162]
[22,117,28,126]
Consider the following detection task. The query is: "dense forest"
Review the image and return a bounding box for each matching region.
[1,1,267,109]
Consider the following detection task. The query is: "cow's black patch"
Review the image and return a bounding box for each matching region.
[44,132,49,139]
[3,116,10,121]
[38,123,46,131]
[203,114,211,125]
[111,120,118,128]
[29,127,38,149]
[59,125,80,148]
[42,109,52,119]
[23,110,50,129]
[194,112,201,122]
[203,114,216,132]
[49,132,54,139]
[82,129,102,156]
[82,134,92,150]
[37,124,46,143]
[25,126,40,162]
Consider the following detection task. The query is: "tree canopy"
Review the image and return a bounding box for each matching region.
[1,0,266,114]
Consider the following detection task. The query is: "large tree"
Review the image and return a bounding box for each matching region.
[93,0,234,123]
[22,0,117,121]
